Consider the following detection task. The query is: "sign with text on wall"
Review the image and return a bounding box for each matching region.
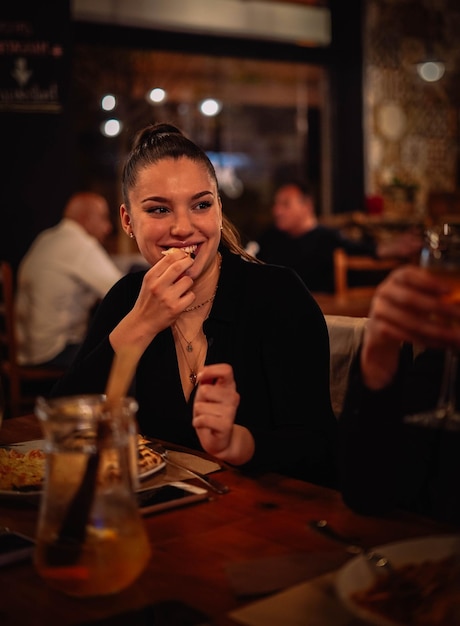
[0,2,70,113]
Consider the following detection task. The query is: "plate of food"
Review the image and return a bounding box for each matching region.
[0,436,165,500]
[335,534,460,626]
[136,439,166,479]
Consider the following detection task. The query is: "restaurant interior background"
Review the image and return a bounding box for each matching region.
[1,0,460,270]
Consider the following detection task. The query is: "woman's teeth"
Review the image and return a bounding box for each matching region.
[162,245,197,258]
[182,245,197,256]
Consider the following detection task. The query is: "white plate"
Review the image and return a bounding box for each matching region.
[136,443,166,479]
[335,534,460,626]
[0,439,165,500]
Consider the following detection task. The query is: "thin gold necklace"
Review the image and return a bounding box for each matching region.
[183,252,222,313]
[173,322,203,353]
[173,327,205,386]
[183,293,216,313]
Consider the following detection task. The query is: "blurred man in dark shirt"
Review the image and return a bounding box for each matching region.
[255,180,421,293]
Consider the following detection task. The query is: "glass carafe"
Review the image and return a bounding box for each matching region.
[34,394,151,597]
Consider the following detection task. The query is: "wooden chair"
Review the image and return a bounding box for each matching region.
[0,260,64,418]
[333,248,401,298]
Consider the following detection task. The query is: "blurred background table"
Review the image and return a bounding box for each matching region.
[313,292,374,318]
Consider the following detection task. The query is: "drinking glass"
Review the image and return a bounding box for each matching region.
[34,394,151,597]
[404,224,460,430]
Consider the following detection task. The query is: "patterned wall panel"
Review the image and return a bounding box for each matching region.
[364,0,460,220]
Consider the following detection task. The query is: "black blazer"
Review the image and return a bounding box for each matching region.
[52,246,338,487]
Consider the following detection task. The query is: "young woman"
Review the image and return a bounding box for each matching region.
[52,123,338,487]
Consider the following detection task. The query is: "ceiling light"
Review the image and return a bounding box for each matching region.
[101,94,116,111]
[101,119,122,137]
[416,60,445,82]
[199,98,222,117]
[147,88,167,104]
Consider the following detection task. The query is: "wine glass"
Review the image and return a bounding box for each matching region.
[404,223,460,430]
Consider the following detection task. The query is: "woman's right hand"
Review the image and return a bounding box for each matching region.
[109,249,195,353]
[361,264,460,389]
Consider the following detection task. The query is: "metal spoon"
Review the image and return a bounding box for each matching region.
[309,519,393,576]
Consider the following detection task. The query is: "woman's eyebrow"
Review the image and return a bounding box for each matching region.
[192,190,214,200]
[142,195,168,203]
[142,190,214,203]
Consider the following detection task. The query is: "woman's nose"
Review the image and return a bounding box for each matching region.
[171,212,194,237]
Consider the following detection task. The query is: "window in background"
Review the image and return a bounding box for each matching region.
[71,45,328,246]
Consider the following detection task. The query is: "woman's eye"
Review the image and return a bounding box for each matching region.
[195,200,212,210]
[146,206,169,215]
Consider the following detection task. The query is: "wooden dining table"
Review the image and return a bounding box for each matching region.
[0,414,456,626]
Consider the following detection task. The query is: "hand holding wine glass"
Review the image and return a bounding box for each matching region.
[404,223,460,430]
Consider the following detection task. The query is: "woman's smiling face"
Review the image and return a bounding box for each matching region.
[121,156,222,281]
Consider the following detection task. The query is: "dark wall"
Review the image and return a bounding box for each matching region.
[329,0,365,214]
[0,1,77,273]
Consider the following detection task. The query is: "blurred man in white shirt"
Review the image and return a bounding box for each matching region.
[16,192,123,368]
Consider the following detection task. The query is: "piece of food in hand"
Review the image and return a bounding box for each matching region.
[162,246,196,259]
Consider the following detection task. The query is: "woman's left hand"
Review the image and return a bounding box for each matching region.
[193,363,254,465]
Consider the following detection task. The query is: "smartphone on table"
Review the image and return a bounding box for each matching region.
[137,481,209,515]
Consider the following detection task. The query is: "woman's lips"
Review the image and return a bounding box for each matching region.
[162,245,197,259]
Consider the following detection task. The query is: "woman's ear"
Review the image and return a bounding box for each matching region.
[120,204,132,236]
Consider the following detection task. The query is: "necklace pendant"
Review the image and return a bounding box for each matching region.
[189,371,197,386]
[186,343,193,353]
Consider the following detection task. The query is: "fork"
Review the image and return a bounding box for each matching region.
[308,519,393,576]
[143,440,230,495]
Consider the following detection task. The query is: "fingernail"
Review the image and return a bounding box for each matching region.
[190,252,196,259]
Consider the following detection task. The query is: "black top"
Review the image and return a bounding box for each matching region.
[339,346,460,526]
[256,225,377,294]
[52,247,338,488]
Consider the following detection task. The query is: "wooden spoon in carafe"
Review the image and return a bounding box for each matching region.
[45,346,143,566]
